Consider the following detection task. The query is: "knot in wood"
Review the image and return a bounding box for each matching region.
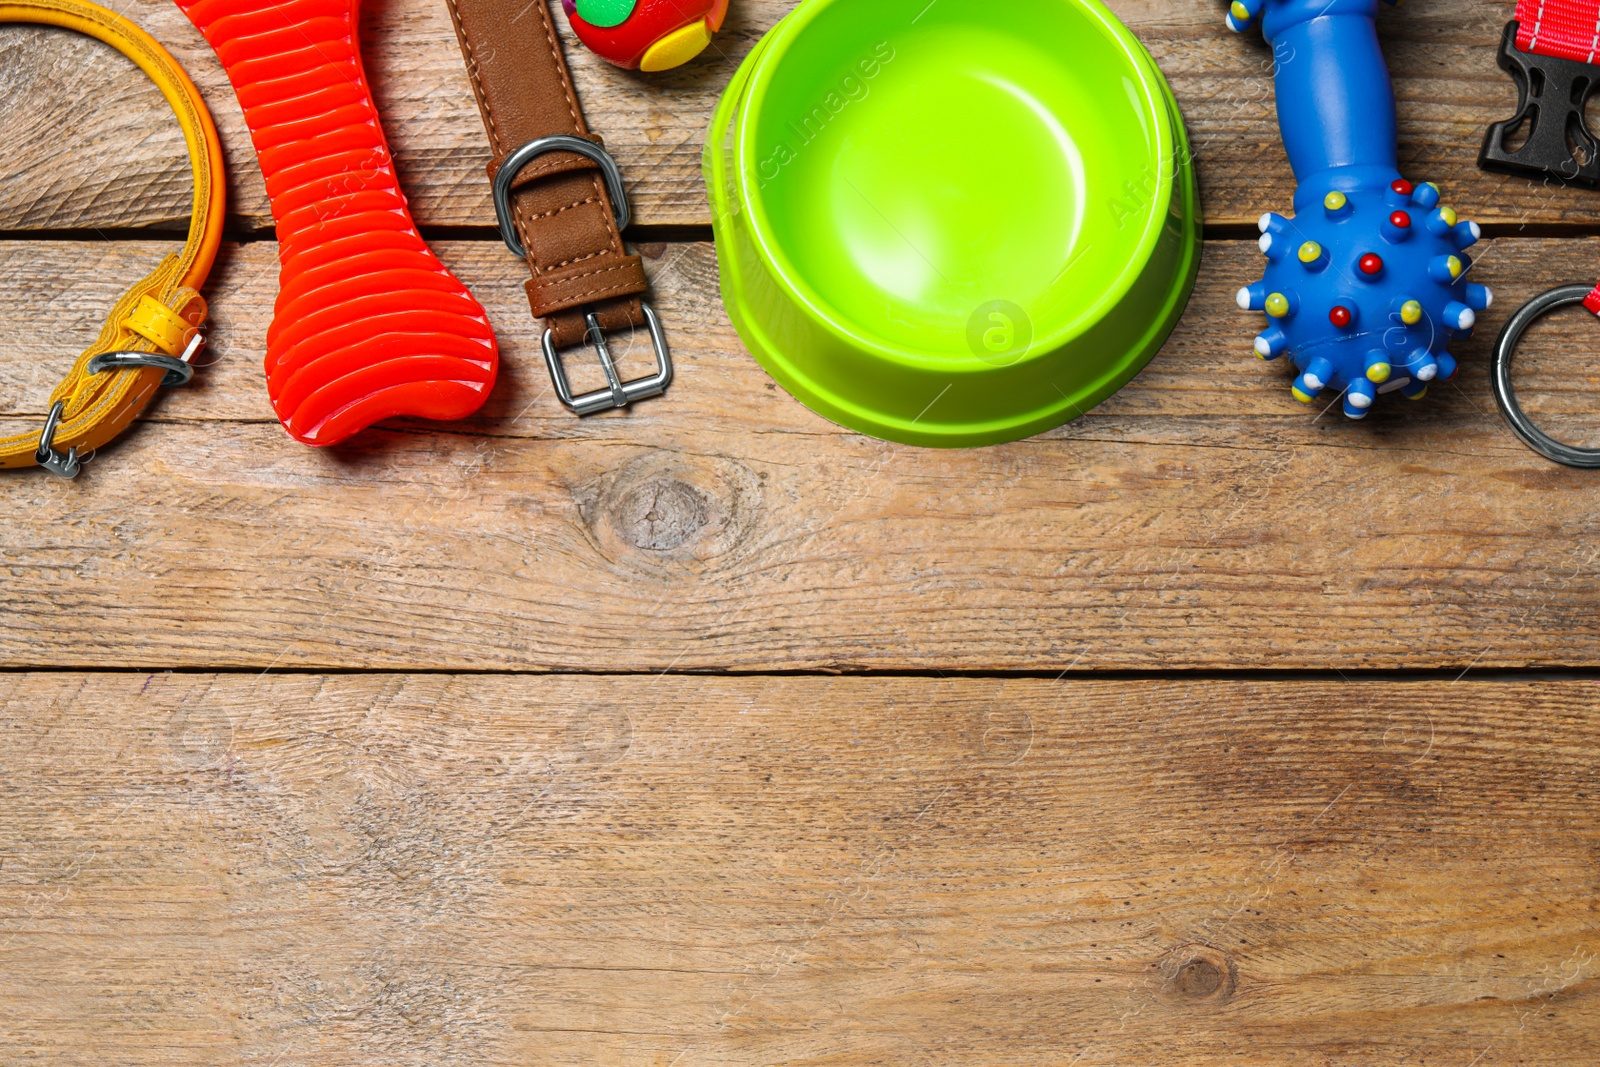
[614,478,709,552]
[1160,944,1236,1008]
[574,451,762,573]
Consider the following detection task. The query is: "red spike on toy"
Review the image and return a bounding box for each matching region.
[178,0,499,447]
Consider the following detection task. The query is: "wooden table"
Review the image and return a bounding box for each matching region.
[3,1,1599,1062]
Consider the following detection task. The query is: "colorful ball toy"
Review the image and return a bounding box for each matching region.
[1228,0,1492,418]
[562,0,728,71]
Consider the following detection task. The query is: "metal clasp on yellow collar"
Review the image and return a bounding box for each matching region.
[35,401,80,478]
[36,332,205,478]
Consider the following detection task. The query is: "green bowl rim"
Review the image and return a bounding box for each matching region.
[727,0,1180,371]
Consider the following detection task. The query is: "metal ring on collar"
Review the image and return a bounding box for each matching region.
[86,350,196,388]
[492,135,631,260]
[35,400,80,478]
[1492,284,1600,469]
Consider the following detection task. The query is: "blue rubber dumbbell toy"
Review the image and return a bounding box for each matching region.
[1229,0,1492,418]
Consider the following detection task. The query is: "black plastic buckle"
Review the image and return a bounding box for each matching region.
[1481,21,1600,187]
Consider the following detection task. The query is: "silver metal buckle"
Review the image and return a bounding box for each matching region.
[492,135,630,259]
[86,331,204,387]
[35,400,80,478]
[542,304,673,416]
[495,136,670,416]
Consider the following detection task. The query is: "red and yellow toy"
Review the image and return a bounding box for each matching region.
[561,0,727,71]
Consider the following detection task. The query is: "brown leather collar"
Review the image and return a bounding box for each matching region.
[445,0,671,415]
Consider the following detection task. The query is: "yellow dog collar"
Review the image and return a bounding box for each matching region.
[0,0,224,476]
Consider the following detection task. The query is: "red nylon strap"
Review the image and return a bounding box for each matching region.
[1517,0,1600,64]
[1515,0,1600,309]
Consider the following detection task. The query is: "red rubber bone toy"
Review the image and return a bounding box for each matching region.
[562,0,728,71]
[180,0,499,447]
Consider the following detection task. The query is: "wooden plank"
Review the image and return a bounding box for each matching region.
[1,673,1597,1066]
[0,0,1588,231]
[2,237,1600,671]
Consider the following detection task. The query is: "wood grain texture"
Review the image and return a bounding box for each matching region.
[2,237,1600,671]
[1,673,1597,1066]
[0,0,1591,231]
[6,5,1599,1063]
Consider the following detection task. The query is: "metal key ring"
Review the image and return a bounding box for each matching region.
[1492,284,1600,469]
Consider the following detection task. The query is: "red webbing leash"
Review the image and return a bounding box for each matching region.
[1483,5,1600,466]
[1515,0,1600,310]
[1484,2,1600,463]
[1517,0,1600,64]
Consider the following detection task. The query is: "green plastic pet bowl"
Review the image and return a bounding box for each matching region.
[704,0,1200,447]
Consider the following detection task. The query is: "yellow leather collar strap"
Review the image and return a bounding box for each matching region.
[0,0,225,474]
